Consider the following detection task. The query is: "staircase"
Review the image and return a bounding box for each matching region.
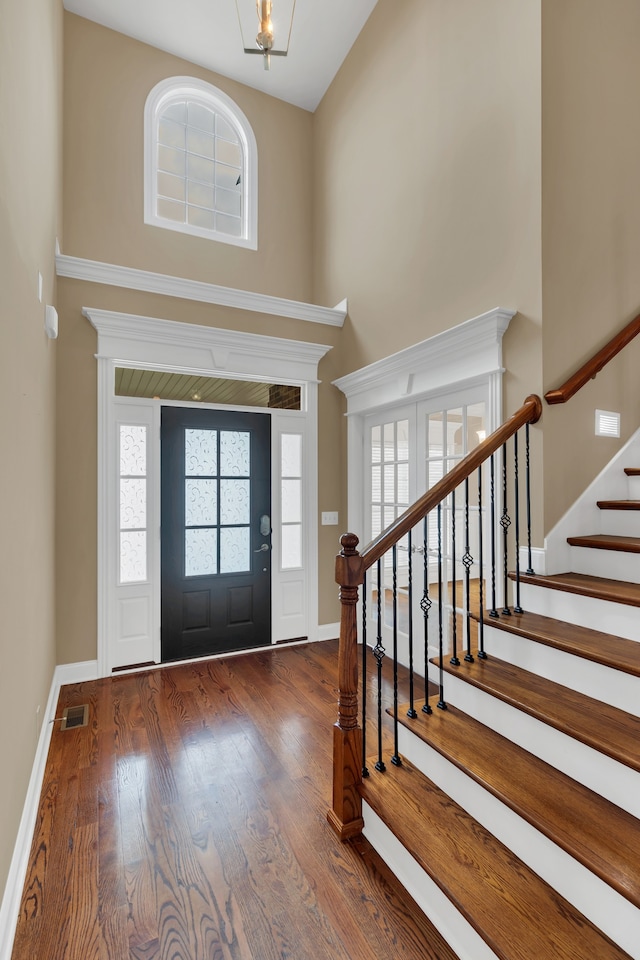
[358,465,640,959]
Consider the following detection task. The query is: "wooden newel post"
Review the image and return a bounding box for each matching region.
[327,532,366,840]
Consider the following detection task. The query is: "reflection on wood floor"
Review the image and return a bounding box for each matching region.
[11,639,457,960]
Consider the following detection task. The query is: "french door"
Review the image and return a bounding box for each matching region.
[161,406,271,661]
[364,387,489,665]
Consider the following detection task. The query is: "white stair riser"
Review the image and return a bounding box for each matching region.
[598,510,640,537]
[362,801,500,960]
[482,624,640,717]
[396,728,640,960]
[441,669,640,818]
[519,581,640,641]
[567,544,640,582]
[628,477,640,499]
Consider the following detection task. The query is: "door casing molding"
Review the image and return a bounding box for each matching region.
[84,307,331,676]
[333,306,515,542]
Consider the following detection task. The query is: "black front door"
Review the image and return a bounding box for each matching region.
[161,406,271,661]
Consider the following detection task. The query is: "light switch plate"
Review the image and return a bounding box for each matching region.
[321,511,338,525]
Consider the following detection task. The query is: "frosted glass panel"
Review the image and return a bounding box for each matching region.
[220,479,250,524]
[397,420,409,461]
[281,524,301,569]
[220,527,251,573]
[185,429,217,476]
[120,531,147,583]
[281,434,301,477]
[185,479,217,526]
[384,423,395,460]
[120,425,146,475]
[185,528,217,577]
[120,479,147,529]
[220,431,250,476]
[282,479,301,523]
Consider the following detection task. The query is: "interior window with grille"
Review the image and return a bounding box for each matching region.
[145,77,257,249]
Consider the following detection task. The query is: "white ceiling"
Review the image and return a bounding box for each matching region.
[63,0,379,112]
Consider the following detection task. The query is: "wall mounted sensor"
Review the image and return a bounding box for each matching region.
[44,304,58,339]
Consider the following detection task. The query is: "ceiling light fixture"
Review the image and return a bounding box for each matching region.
[235,0,296,71]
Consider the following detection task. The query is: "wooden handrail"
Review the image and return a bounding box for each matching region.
[545,312,640,405]
[328,393,543,841]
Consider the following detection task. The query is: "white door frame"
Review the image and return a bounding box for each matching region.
[333,307,515,545]
[85,307,331,676]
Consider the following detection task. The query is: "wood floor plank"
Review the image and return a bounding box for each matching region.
[12,640,458,960]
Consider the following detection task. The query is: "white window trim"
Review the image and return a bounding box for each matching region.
[144,76,258,250]
[84,307,331,676]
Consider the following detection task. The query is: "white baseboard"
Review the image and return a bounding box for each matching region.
[317,622,340,641]
[518,545,546,576]
[0,659,98,960]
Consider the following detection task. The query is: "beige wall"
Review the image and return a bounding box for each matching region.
[313,0,544,545]
[63,13,313,300]
[0,0,62,901]
[57,15,339,664]
[541,0,640,530]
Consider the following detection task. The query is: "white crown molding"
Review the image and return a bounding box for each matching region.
[83,307,332,382]
[56,245,347,328]
[333,307,515,415]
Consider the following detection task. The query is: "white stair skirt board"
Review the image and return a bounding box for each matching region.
[396,728,640,960]
[362,801,501,960]
[519,581,640,642]
[542,426,640,574]
[567,544,640,583]
[441,670,640,819]
[482,623,640,718]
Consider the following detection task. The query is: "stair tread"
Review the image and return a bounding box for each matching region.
[360,759,631,960]
[436,653,640,772]
[515,571,640,607]
[472,609,640,677]
[597,499,640,510]
[394,699,640,909]
[624,467,640,476]
[567,533,640,552]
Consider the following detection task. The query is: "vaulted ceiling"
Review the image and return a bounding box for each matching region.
[63,0,379,111]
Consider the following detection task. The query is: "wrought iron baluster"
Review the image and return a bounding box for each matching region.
[437,503,447,710]
[450,488,460,666]
[514,430,523,613]
[421,515,432,715]
[489,453,498,618]
[501,441,511,616]
[477,463,487,659]
[463,476,474,663]
[391,545,401,766]
[361,570,369,778]
[407,529,417,719]
[374,558,386,773]
[526,421,535,574]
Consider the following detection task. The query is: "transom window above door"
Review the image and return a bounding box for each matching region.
[144,77,258,249]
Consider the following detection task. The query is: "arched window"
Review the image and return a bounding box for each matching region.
[144,77,257,249]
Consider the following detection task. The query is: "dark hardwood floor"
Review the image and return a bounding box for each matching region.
[12,640,457,960]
